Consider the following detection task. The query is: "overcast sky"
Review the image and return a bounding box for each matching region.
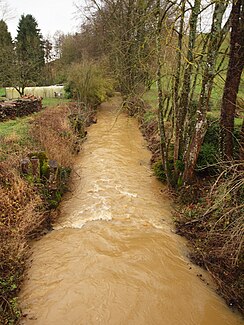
[6,0,85,38]
[5,1,231,39]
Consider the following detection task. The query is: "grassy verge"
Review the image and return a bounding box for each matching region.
[0,87,6,100]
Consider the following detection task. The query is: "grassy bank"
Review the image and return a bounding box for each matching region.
[0,100,94,324]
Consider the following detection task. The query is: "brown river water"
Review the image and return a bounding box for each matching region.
[20,96,243,325]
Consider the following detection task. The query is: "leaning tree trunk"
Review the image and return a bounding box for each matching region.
[220,0,244,160]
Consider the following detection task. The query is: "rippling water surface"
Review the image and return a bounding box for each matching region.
[20,97,243,325]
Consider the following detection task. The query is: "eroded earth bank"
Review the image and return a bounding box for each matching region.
[20,97,243,325]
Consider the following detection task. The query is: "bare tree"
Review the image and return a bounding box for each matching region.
[0,0,14,21]
[220,0,244,159]
[183,1,229,182]
[80,0,157,95]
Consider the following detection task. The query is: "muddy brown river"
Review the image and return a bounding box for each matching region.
[20,96,243,324]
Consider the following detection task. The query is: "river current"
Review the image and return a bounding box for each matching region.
[20,96,243,325]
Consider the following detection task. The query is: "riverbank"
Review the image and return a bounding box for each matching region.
[133,97,244,316]
[0,100,95,324]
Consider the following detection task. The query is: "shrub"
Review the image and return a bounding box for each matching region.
[30,105,78,168]
[196,120,219,173]
[153,159,175,183]
[197,142,218,171]
[176,161,244,313]
[66,60,114,106]
[153,160,166,182]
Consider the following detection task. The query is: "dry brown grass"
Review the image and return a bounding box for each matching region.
[30,104,78,167]
[176,161,244,314]
[0,102,86,323]
[0,157,45,323]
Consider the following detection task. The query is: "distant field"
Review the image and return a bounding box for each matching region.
[42,97,71,107]
[143,32,243,126]
[143,73,243,126]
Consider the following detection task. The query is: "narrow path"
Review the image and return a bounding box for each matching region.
[20,96,243,325]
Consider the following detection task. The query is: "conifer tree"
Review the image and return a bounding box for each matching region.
[14,14,45,95]
[0,19,14,86]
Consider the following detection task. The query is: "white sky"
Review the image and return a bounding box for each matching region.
[4,1,231,39]
[6,0,86,38]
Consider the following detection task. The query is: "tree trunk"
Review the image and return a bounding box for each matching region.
[175,0,200,162]
[220,0,244,159]
[15,86,25,96]
[173,0,186,167]
[183,2,228,183]
[156,0,172,189]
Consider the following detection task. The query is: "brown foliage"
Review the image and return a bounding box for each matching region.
[30,105,77,167]
[0,102,86,323]
[0,157,45,322]
[176,162,244,314]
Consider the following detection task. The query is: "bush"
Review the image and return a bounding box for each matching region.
[153,159,176,183]
[197,142,218,170]
[153,160,166,182]
[66,61,114,106]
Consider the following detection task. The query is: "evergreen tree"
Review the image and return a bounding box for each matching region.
[15,14,45,95]
[0,19,14,86]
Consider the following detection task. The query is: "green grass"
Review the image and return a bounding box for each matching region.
[42,97,71,107]
[143,83,158,106]
[143,76,243,127]
[0,87,6,100]
[0,97,74,159]
[0,116,32,138]
[0,116,35,157]
[0,97,72,155]
[0,87,6,97]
